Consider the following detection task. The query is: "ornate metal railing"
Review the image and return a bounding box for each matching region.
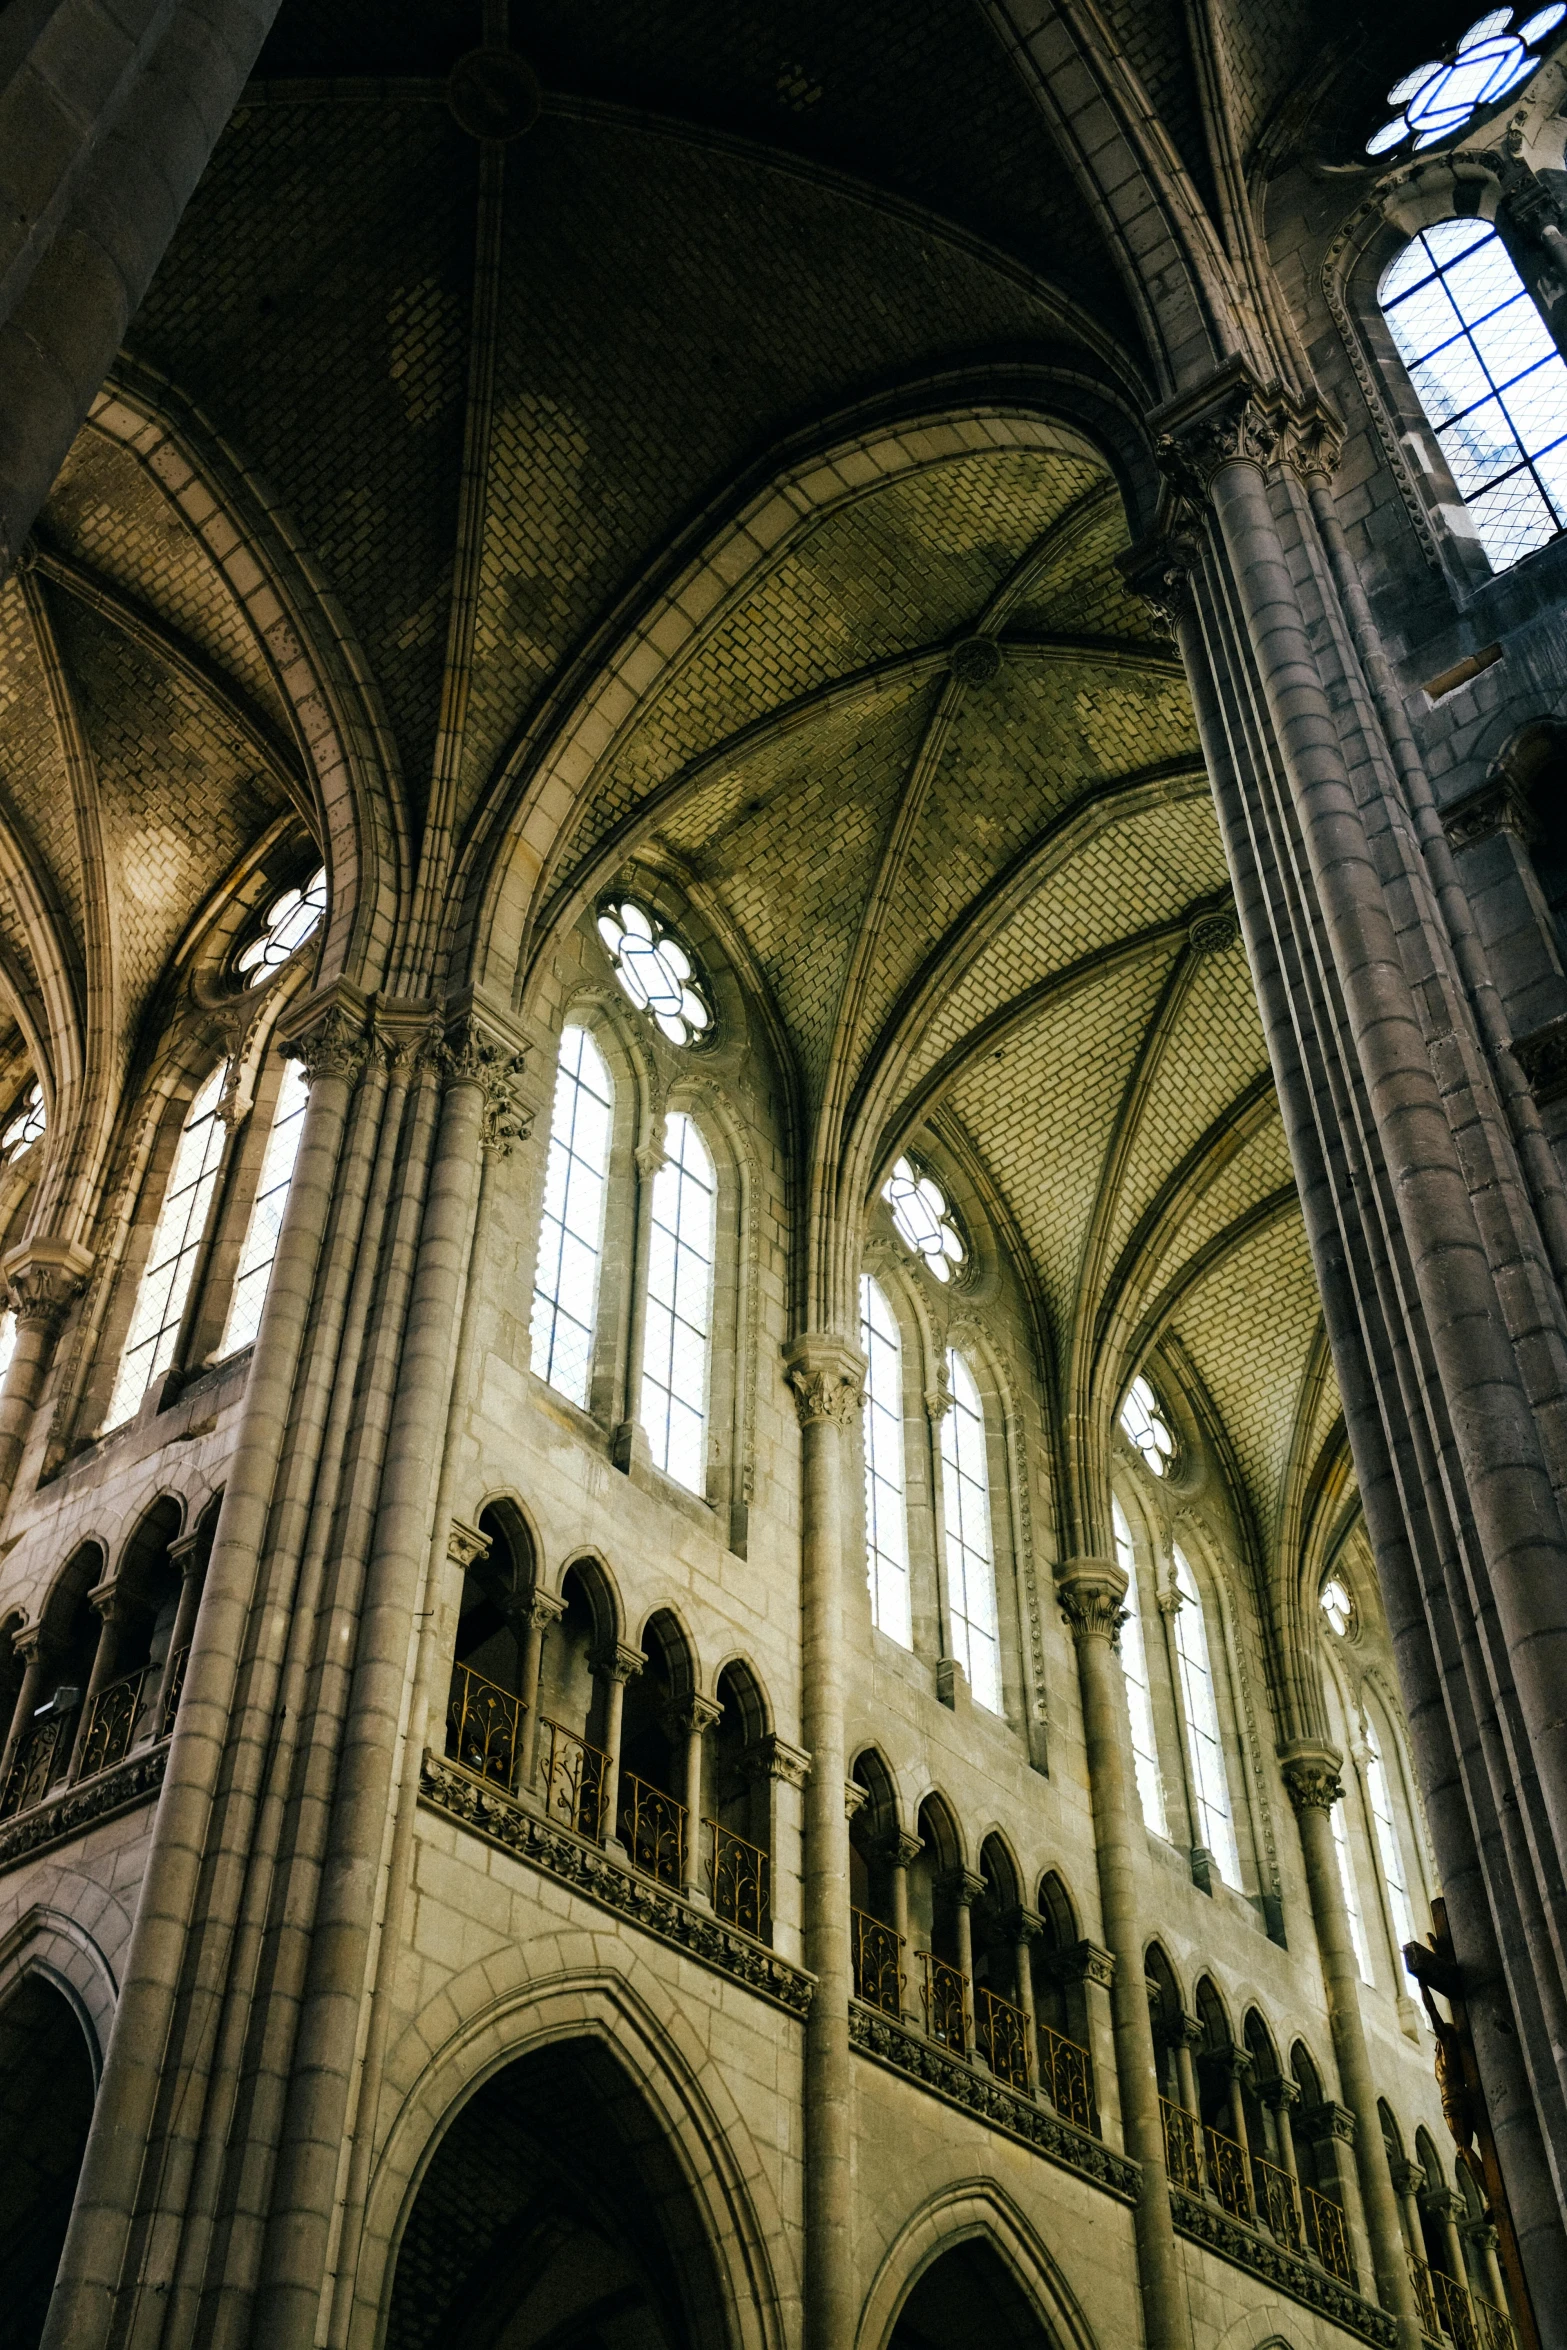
[1303,2181,1356,2286]
[621,1773,685,1889]
[0,1714,68,1819]
[851,1907,903,2016]
[1409,2253,1516,2350]
[539,1716,608,1840]
[918,1950,968,2056]
[976,1985,1031,2090]
[706,1819,767,1938]
[1160,2096,1204,2194]
[1252,2146,1306,2255]
[161,1644,190,1735]
[445,1662,526,1793]
[77,1664,156,1780]
[1204,2119,1252,2223]
[1038,2020,1094,2131]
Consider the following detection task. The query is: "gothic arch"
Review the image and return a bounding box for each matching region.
[0,1903,114,2080]
[855,2177,1101,2350]
[360,1968,789,2350]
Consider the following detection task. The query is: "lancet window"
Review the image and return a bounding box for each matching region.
[220,1057,309,1357]
[1172,1547,1241,1887]
[1112,1498,1168,1837]
[639,1112,715,1495]
[1333,1786,1378,1987]
[106,1067,228,1430]
[859,1276,913,1647]
[531,1024,613,1409]
[939,1351,1001,1713]
[1363,1709,1422,1996]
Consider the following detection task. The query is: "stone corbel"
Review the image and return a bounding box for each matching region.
[446,1517,491,1573]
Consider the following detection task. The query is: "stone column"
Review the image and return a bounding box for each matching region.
[0,1238,90,1520]
[679,1693,721,1902]
[939,1867,984,2058]
[1008,1904,1043,2054]
[614,1136,665,1472]
[1300,2101,1378,2293]
[518,1588,565,1794]
[1393,2161,1427,2257]
[881,1827,921,2024]
[0,1624,52,1785]
[1058,1555,1193,2350]
[1282,1743,1421,2345]
[784,1332,864,2350]
[745,1732,810,1966]
[596,1642,642,1844]
[1053,1939,1120,2142]
[153,1530,206,1731]
[67,1583,126,1776]
[1172,2012,1203,2117]
[1465,2218,1509,2312]
[1422,2185,1469,2286]
[1263,2075,1302,2185]
[1217,2044,1254,2161]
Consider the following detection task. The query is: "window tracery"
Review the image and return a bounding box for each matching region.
[939,1351,1001,1713]
[639,1112,715,1493]
[219,1057,310,1357]
[530,1025,613,1408]
[1366,8,1564,157]
[597,900,712,1047]
[1380,218,1567,570]
[106,1066,228,1430]
[235,865,327,988]
[882,1157,965,1282]
[1,1080,44,1162]
[1321,1577,1357,1639]
[859,1275,913,1649]
[1120,1373,1175,1476]
[1112,1497,1169,1838]
[1172,1547,1241,1887]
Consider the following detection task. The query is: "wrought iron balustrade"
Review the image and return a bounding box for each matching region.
[0,1714,68,1819]
[1203,2118,1253,2223]
[621,1773,685,1889]
[851,1907,903,2016]
[1302,2180,1355,2286]
[1037,2020,1094,2130]
[78,1664,157,1780]
[539,1716,608,1840]
[976,1985,1031,2090]
[706,1818,767,1938]
[445,1662,526,1793]
[918,1949,968,2056]
[1409,2252,1516,2350]
[161,1643,190,1734]
[1250,2145,1306,2255]
[1160,2095,1204,2194]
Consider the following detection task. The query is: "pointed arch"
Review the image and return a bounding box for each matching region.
[855,2176,1102,2350]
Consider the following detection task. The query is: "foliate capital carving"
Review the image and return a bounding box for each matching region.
[1280,1739,1345,1813]
[877,1826,925,1872]
[596,1641,644,1687]
[634,1141,668,1182]
[678,1693,723,1737]
[446,1517,491,1572]
[935,1866,987,1910]
[277,984,371,1089]
[1055,1557,1129,1646]
[783,1333,865,1429]
[1049,1937,1116,1991]
[1166,2008,1206,2052]
[1151,358,1285,503]
[11,1621,53,1665]
[1392,2157,1428,2200]
[1512,1012,1567,1107]
[525,1588,567,1634]
[1441,776,1537,852]
[440,1009,531,1157]
[1279,391,1346,485]
[1300,2098,1358,2148]
[739,1732,809,1789]
[1118,502,1206,630]
[923,1377,954,1425]
[168,1530,207,1580]
[2,1237,92,1331]
[1261,2074,1302,2113]
[844,1778,871,1822]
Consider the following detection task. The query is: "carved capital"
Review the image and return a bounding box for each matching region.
[2,1237,92,1331]
[446,1517,491,1572]
[1441,775,1537,852]
[783,1333,865,1429]
[1280,1738,1345,1813]
[1165,2007,1206,2052]
[168,1530,207,1581]
[677,1693,723,1737]
[595,1640,644,1686]
[634,1141,668,1182]
[876,1826,925,1872]
[277,983,371,1088]
[923,1376,954,1425]
[1050,1937,1116,1991]
[525,1588,567,1634]
[1279,390,1346,485]
[1003,1904,1046,1947]
[845,1778,870,1822]
[1261,2074,1302,2113]
[1299,2098,1357,2147]
[1118,503,1206,630]
[441,1006,531,1156]
[742,1731,811,1789]
[935,1865,987,1910]
[11,1621,54,1666]
[1510,1012,1567,1107]
[1392,2157,1428,2200]
[89,1577,130,1625]
[1055,1556,1129,1646]
[1152,358,1284,503]
[1419,2185,1466,2223]
[1205,2039,1254,2086]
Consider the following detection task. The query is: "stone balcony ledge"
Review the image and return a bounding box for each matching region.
[0,1739,168,1872]
[1170,2185,1396,2345]
[419,1749,815,2018]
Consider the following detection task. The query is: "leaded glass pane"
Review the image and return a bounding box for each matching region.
[1172,1549,1242,1887]
[531,1025,613,1407]
[939,1352,1001,1713]
[639,1112,715,1494]
[220,1056,310,1357]
[860,1275,912,1649]
[106,1066,228,1431]
[1112,1498,1168,1838]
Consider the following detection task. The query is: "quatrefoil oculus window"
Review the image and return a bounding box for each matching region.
[881,1157,965,1282]
[1366,5,1565,156]
[1,1080,44,1163]
[597,900,712,1047]
[1120,1374,1175,1475]
[236,866,328,988]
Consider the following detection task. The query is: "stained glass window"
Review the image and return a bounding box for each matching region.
[531,1025,613,1407]
[640,1113,715,1493]
[882,1157,965,1281]
[220,1058,310,1357]
[860,1275,913,1648]
[1120,1373,1175,1475]
[598,900,712,1047]
[1366,7,1564,157]
[939,1352,1002,1712]
[236,866,327,987]
[1113,1497,1169,1837]
[1172,1548,1242,1886]
[1333,1787,1378,1986]
[106,1066,228,1430]
[1,1080,45,1162]
[1364,1713,1422,1998]
[1381,219,1567,570]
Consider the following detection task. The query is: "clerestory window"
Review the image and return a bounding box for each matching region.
[236,865,327,988]
[219,1057,310,1358]
[939,1351,1001,1712]
[1112,1498,1168,1837]
[1381,218,1567,571]
[530,1024,613,1409]
[859,1274,913,1648]
[883,1157,965,1282]
[1,1080,44,1163]
[639,1111,715,1494]
[1333,1787,1378,1987]
[1120,1373,1175,1475]
[106,1066,228,1429]
[1364,1712,1422,1997]
[1172,1547,1241,1887]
